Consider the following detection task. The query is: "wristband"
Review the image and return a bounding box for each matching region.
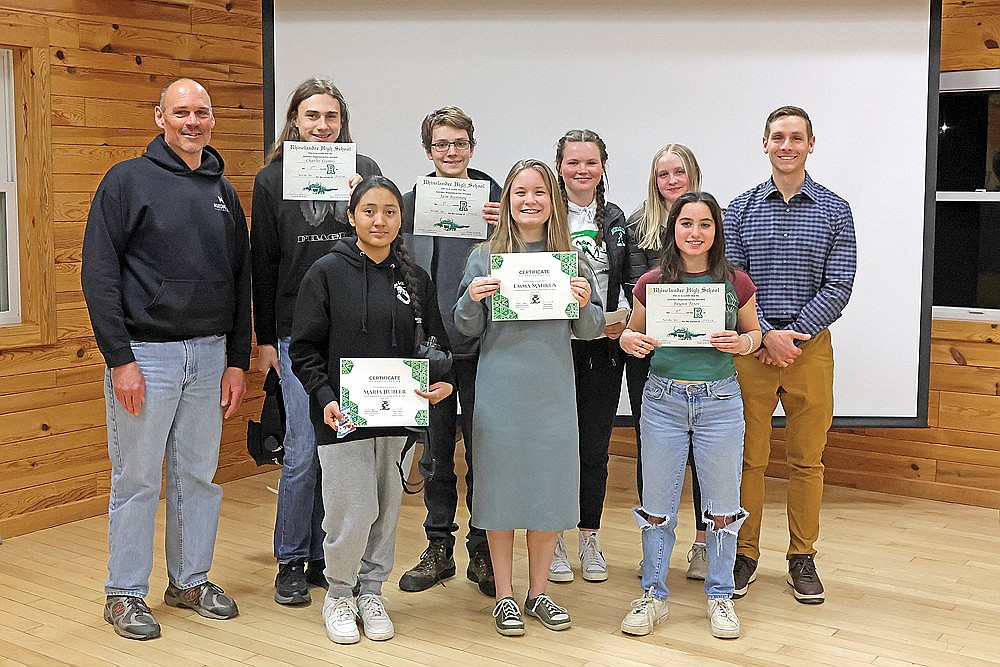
[738,332,754,355]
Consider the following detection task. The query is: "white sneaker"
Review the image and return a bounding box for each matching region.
[322,596,359,644]
[621,589,668,636]
[548,532,574,582]
[578,531,608,582]
[707,598,741,639]
[686,542,708,580]
[356,593,394,641]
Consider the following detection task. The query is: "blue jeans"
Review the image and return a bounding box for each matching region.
[274,337,325,564]
[104,335,226,597]
[636,373,748,601]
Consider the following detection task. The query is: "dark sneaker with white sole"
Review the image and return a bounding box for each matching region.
[492,596,524,636]
[787,554,825,604]
[164,581,239,619]
[104,596,161,640]
[732,554,757,599]
[524,593,572,631]
[275,560,310,605]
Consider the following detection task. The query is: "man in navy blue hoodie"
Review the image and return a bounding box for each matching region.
[82,79,251,641]
[398,106,501,597]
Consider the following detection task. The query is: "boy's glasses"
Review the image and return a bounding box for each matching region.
[429,140,472,152]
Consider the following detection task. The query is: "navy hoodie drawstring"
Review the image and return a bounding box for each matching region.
[360,250,370,334]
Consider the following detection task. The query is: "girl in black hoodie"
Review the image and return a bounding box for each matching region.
[289,176,453,645]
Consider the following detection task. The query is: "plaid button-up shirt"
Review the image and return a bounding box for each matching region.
[723,173,856,336]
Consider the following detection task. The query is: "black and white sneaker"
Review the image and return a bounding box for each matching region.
[275,560,310,605]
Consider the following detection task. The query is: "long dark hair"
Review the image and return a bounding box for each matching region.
[347,176,422,319]
[658,191,735,284]
[266,78,352,165]
[555,129,608,242]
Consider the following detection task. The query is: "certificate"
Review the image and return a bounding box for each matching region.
[282,141,357,201]
[413,177,490,239]
[339,358,429,427]
[490,252,578,321]
[646,283,726,347]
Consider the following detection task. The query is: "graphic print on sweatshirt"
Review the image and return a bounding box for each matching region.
[394,280,411,304]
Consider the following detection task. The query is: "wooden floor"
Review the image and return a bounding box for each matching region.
[2,454,999,667]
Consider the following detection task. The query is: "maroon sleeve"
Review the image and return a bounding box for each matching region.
[733,269,756,307]
[632,268,662,306]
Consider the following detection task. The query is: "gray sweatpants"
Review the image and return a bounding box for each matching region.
[317,436,409,599]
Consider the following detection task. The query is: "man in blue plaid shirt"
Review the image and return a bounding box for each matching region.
[723,106,856,605]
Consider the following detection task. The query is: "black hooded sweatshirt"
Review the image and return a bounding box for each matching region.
[289,238,451,445]
[81,135,251,369]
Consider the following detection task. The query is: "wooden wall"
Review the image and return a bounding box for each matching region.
[2,2,999,539]
[0,0,269,539]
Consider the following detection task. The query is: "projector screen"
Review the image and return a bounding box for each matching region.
[265,0,937,425]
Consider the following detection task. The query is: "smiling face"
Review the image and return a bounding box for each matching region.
[349,186,401,261]
[558,141,604,205]
[509,167,552,242]
[764,114,814,178]
[425,124,473,179]
[655,152,690,207]
[295,93,342,142]
[155,80,215,166]
[674,201,716,272]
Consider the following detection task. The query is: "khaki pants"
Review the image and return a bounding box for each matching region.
[734,329,834,560]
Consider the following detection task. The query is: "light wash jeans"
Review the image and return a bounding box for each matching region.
[636,373,748,601]
[274,337,325,564]
[104,335,226,597]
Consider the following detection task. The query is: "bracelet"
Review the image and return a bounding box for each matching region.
[738,332,754,355]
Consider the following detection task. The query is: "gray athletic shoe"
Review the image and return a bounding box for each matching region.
[104,595,161,640]
[163,581,239,620]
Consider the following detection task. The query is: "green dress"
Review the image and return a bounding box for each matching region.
[454,241,605,530]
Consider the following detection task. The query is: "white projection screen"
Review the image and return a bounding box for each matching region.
[266,0,938,426]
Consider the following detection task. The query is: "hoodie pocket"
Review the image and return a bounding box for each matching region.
[145,279,233,331]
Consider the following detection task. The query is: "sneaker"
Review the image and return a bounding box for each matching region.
[686,543,708,580]
[787,554,825,604]
[548,533,574,583]
[466,542,496,597]
[399,539,456,592]
[305,559,329,590]
[579,531,608,582]
[524,593,572,631]
[104,596,161,640]
[492,597,524,636]
[620,589,668,636]
[163,581,238,620]
[274,560,310,605]
[732,554,757,599]
[322,596,360,644]
[356,593,394,641]
[707,598,741,638]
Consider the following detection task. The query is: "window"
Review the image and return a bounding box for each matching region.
[0,48,19,325]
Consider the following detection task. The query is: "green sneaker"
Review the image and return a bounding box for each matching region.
[524,593,571,631]
[492,597,524,636]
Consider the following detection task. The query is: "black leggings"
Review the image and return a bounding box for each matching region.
[624,353,708,533]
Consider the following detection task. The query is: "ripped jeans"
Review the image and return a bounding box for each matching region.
[636,373,748,600]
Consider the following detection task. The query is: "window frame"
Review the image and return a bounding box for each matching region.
[0,26,55,348]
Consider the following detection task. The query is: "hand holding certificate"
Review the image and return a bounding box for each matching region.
[490,251,579,321]
[646,283,726,347]
[340,358,430,427]
[413,177,490,239]
[282,141,357,201]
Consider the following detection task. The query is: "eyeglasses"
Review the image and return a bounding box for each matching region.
[429,140,472,152]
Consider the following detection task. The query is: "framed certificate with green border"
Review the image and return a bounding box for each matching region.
[490,251,578,321]
[339,358,429,427]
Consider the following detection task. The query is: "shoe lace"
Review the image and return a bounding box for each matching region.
[357,594,387,619]
[417,542,447,571]
[629,589,657,614]
[531,594,567,616]
[687,543,706,564]
[711,599,737,624]
[493,597,520,621]
[793,557,818,583]
[328,597,357,623]
[552,535,569,563]
[470,545,491,571]
[580,533,604,569]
